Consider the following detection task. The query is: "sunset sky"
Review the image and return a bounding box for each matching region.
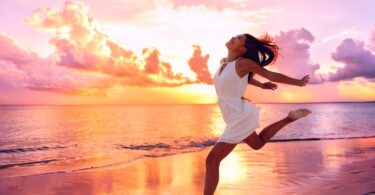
[1,0,375,104]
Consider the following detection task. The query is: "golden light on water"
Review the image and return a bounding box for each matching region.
[219,150,247,184]
[321,146,345,173]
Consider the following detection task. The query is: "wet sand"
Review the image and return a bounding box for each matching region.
[1,137,375,195]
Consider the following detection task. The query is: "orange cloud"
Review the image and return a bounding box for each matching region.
[20,1,213,90]
[0,1,220,100]
[142,47,189,82]
[188,45,213,85]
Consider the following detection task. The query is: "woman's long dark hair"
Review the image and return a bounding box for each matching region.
[242,33,279,82]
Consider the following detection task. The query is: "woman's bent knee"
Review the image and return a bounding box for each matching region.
[206,153,220,167]
[243,132,264,150]
[254,144,263,150]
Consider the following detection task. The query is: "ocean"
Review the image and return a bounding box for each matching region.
[1,102,374,178]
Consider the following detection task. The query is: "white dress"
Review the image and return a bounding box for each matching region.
[213,58,262,144]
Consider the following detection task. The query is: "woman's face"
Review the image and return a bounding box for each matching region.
[226,34,247,53]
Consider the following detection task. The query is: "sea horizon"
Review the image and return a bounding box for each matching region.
[0,100,374,106]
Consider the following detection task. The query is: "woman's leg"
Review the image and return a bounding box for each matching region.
[204,142,237,195]
[243,116,295,150]
[244,108,312,150]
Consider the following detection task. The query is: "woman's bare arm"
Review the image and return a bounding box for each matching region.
[238,58,309,86]
[248,78,264,88]
[271,72,301,86]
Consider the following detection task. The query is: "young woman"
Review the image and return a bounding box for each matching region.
[204,33,312,195]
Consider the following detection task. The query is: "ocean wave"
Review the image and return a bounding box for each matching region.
[0,145,68,154]
[269,135,375,142]
[116,138,218,151]
[115,135,375,152]
[1,135,375,179]
[117,143,171,150]
[0,159,58,169]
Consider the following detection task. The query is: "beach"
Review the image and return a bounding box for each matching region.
[1,137,375,195]
[2,0,375,193]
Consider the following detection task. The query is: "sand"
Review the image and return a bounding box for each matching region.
[1,137,375,195]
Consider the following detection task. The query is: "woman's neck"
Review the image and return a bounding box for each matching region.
[226,52,241,63]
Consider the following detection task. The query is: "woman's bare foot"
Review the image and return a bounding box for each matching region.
[287,108,312,121]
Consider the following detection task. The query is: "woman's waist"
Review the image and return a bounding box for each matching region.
[218,96,241,99]
[218,96,253,108]
[218,96,243,110]
[218,96,246,101]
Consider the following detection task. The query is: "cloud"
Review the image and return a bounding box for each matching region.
[172,0,235,10]
[188,45,213,84]
[0,32,42,71]
[270,27,375,84]
[369,23,375,52]
[24,1,141,77]
[0,0,223,99]
[271,27,326,84]
[1,0,222,98]
[0,30,213,97]
[328,38,375,82]
[135,47,197,87]
[0,31,117,97]
[141,47,187,81]
[23,64,115,96]
[19,0,213,91]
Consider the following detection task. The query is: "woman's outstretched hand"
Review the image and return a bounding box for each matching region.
[298,75,310,87]
[262,82,278,90]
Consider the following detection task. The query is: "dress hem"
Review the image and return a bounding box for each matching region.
[215,126,259,144]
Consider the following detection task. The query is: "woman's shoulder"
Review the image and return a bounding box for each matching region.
[236,57,260,74]
[236,57,259,68]
[220,57,227,64]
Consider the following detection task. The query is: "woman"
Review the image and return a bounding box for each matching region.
[204,33,312,195]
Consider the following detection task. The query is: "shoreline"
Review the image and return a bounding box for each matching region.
[1,137,375,194]
[2,135,375,180]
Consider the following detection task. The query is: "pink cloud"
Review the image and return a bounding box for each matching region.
[272,27,326,84]
[0,32,42,71]
[270,27,375,84]
[329,38,375,82]
[369,23,375,52]
[0,32,115,96]
[172,0,234,10]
